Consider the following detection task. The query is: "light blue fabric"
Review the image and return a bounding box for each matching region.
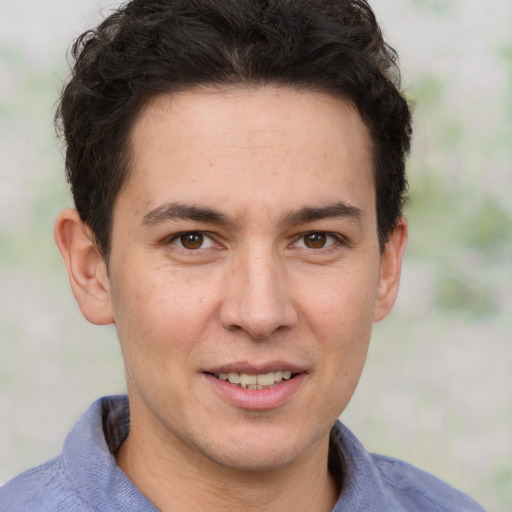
[0,395,486,511]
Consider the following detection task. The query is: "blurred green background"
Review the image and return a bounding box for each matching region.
[1,1,511,510]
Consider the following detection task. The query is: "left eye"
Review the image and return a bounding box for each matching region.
[295,232,338,249]
[172,232,215,250]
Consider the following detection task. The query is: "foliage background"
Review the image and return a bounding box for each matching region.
[1,0,511,510]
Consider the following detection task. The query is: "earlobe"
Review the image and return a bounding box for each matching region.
[374,217,408,322]
[54,209,114,325]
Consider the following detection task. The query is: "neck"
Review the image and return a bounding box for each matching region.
[117,418,339,512]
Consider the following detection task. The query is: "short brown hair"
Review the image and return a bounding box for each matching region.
[57,0,412,258]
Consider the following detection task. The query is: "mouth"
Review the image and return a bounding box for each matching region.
[203,365,307,410]
[208,370,297,390]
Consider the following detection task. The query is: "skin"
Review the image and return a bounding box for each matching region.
[55,86,407,511]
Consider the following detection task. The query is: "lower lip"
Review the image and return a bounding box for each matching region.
[203,373,307,411]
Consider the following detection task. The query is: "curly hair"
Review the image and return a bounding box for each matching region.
[56,0,412,258]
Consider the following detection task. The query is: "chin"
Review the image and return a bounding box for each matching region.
[210,446,300,473]
[198,426,319,473]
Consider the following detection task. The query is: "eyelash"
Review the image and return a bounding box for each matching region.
[164,230,346,252]
[166,231,217,251]
[291,231,344,250]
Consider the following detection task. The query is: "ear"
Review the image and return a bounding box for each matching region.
[54,208,114,325]
[374,216,408,322]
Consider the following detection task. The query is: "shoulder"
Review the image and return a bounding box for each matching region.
[0,396,154,512]
[0,396,127,512]
[0,457,92,512]
[330,421,486,512]
[369,453,487,512]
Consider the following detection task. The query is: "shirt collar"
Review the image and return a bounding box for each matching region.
[62,395,393,511]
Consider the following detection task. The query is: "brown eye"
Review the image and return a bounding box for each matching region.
[303,232,327,249]
[179,232,204,250]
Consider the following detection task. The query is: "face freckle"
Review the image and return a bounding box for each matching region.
[108,86,401,476]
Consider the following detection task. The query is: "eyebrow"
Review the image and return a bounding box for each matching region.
[141,200,364,228]
[141,202,232,227]
[281,202,364,226]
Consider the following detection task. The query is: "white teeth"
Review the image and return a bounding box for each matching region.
[257,372,276,386]
[227,372,240,384]
[240,373,257,387]
[215,370,295,388]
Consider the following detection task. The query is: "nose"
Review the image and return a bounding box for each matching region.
[219,251,298,339]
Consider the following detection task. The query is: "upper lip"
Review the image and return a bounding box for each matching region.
[204,361,307,375]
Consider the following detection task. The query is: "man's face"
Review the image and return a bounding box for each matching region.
[105,87,400,472]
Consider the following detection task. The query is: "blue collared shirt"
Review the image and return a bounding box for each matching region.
[0,395,486,511]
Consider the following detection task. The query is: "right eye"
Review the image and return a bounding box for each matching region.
[170,231,215,250]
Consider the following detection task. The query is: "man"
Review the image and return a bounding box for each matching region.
[0,0,485,510]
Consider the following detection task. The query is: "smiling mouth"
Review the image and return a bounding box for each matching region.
[208,370,296,390]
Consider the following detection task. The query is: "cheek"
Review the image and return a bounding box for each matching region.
[299,267,378,393]
[110,275,220,407]
[110,267,220,358]
[300,267,380,334]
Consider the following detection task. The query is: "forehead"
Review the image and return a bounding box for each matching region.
[122,86,374,223]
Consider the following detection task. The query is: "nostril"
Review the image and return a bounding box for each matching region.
[218,270,298,338]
